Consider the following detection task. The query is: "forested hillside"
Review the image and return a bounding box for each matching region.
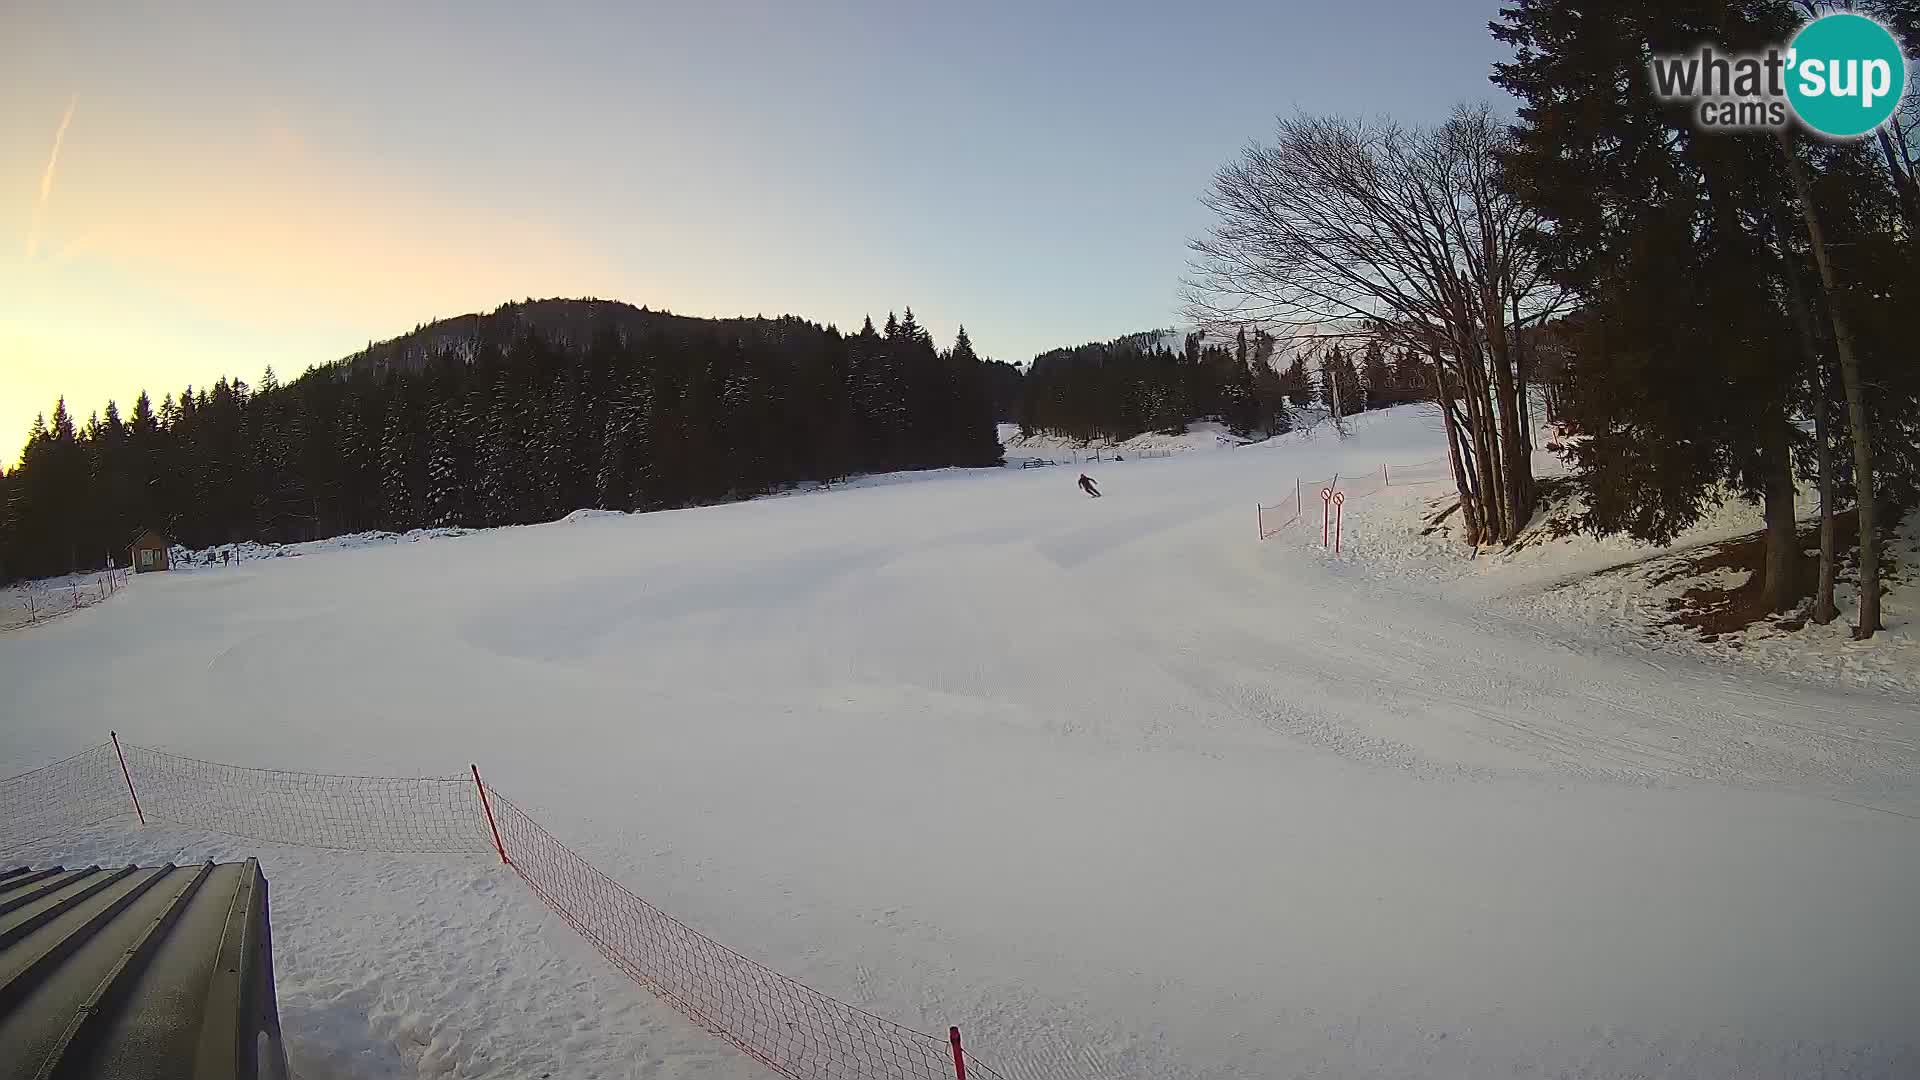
[1014,327,1433,444]
[1014,328,1291,443]
[0,300,1004,580]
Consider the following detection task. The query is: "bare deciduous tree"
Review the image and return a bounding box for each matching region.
[1185,105,1567,546]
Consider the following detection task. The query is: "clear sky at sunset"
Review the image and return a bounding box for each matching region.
[2,1,1510,459]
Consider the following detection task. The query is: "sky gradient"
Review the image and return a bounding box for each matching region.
[2,0,1512,458]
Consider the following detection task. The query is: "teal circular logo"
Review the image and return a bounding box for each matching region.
[1786,13,1908,139]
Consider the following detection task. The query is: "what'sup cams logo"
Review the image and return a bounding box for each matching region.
[1650,12,1908,139]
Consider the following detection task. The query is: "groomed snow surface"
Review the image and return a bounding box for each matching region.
[4,405,1917,1079]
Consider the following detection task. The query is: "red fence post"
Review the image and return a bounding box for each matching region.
[110,731,146,825]
[949,1027,968,1080]
[472,764,509,865]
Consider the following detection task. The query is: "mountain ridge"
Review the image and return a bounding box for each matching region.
[333,297,820,380]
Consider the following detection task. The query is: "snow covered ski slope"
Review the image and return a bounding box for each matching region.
[3,406,1916,1079]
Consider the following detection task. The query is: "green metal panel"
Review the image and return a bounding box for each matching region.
[0,860,288,1080]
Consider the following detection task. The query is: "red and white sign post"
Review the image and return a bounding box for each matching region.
[1332,491,1346,555]
[1320,487,1335,548]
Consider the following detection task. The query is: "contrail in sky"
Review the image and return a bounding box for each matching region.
[26,96,77,259]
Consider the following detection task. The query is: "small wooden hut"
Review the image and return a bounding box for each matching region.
[130,528,171,573]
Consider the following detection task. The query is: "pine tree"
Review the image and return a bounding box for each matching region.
[1319,347,1362,417]
[897,307,928,346]
[1360,340,1391,408]
[1390,349,1427,397]
[44,399,85,570]
[335,393,376,532]
[379,398,416,531]
[425,398,464,528]
[1248,331,1291,436]
[478,379,523,525]
[946,326,1003,465]
[1283,355,1311,408]
[595,392,633,511]
[1494,0,1814,611]
[853,316,905,467]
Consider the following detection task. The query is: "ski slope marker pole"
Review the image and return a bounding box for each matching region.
[472,764,509,865]
[1333,491,1346,556]
[949,1027,968,1080]
[110,731,145,825]
[1321,487,1335,547]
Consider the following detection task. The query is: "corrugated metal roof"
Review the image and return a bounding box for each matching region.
[0,859,288,1080]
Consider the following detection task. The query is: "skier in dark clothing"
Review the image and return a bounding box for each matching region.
[1078,473,1101,498]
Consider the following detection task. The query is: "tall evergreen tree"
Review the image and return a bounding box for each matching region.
[945,326,1005,465]
[379,396,417,531]
[1319,347,1362,417]
[1283,355,1312,408]
[1390,348,1427,396]
[1360,340,1392,407]
[425,397,465,528]
[1493,0,1833,613]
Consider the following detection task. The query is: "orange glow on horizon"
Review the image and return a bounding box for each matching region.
[2,106,667,458]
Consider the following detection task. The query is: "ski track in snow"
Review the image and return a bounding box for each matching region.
[3,406,1917,1079]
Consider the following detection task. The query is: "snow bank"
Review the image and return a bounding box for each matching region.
[0,568,126,631]
[1272,457,1918,694]
[1525,508,1920,696]
[558,507,628,524]
[999,420,1251,458]
[168,527,474,569]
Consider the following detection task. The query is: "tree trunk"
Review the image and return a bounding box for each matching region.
[1513,295,1536,464]
[1776,216,1838,625]
[1812,380,1837,625]
[1458,343,1507,543]
[1483,287,1532,536]
[1431,349,1482,546]
[1876,127,1920,238]
[1779,133,1882,638]
[1760,407,1803,614]
[1330,361,1346,437]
